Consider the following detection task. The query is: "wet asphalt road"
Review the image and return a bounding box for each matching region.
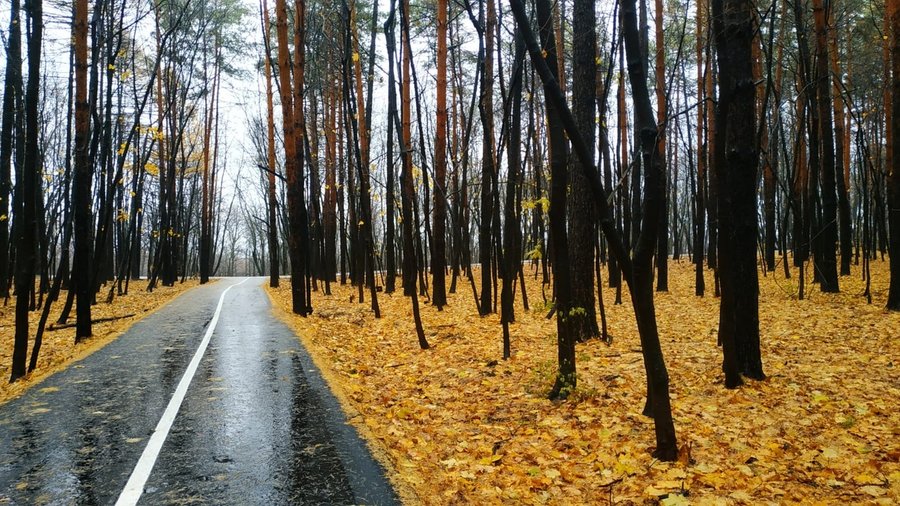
[0,278,397,505]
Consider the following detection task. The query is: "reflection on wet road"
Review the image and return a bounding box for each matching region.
[0,278,397,505]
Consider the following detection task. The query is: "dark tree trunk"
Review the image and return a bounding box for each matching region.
[343,1,380,317]
[567,0,600,341]
[501,30,526,360]
[383,13,397,294]
[11,0,42,382]
[292,0,311,313]
[654,0,669,292]
[324,88,338,292]
[763,154,777,271]
[393,0,429,349]
[476,0,495,316]
[0,0,22,302]
[509,0,678,460]
[262,0,280,288]
[274,0,307,314]
[713,0,764,384]
[72,0,93,342]
[813,0,839,292]
[888,0,900,310]
[531,0,575,399]
[829,27,852,277]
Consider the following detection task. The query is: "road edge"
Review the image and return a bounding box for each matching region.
[265,282,415,506]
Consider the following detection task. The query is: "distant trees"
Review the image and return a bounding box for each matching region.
[4,0,248,380]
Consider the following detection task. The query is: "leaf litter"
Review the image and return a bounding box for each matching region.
[268,260,897,504]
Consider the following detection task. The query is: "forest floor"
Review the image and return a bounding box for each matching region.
[0,279,201,405]
[269,258,899,505]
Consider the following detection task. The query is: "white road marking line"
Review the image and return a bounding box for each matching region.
[116,277,250,506]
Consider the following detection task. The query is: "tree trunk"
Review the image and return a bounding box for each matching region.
[532,0,575,399]
[432,0,449,309]
[812,0,839,292]
[262,0,280,288]
[0,0,22,302]
[477,0,496,316]
[567,0,600,341]
[293,0,311,312]
[510,0,677,459]
[694,0,706,296]
[12,0,42,382]
[393,0,429,348]
[274,0,307,314]
[654,0,669,292]
[501,30,526,360]
[713,0,764,387]
[888,0,900,310]
[72,0,93,342]
[828,23,851,276]
[384,11,397,295]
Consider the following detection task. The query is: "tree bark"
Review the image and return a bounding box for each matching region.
[713,0,764,383]
[0,0,22,301]
[274,0,307,314]
[261,0,280,288]
[12,0,42,382]
[888,0,900,310]
[812,0,839,292]
[509,0,678,460]
[72,0,93,342]
[432,0,449,309]
[567,0,600,341]
[654,0,669,292]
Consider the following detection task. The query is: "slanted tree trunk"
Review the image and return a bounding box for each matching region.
[510,0,678,461]
[346,0,380,317]
[393,0,429,348]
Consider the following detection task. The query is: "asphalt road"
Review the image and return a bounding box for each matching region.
[0,278,397,505]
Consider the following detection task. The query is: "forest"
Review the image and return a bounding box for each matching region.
[1,0,899,501]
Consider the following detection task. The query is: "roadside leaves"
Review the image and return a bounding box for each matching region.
[269,261,900,504]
